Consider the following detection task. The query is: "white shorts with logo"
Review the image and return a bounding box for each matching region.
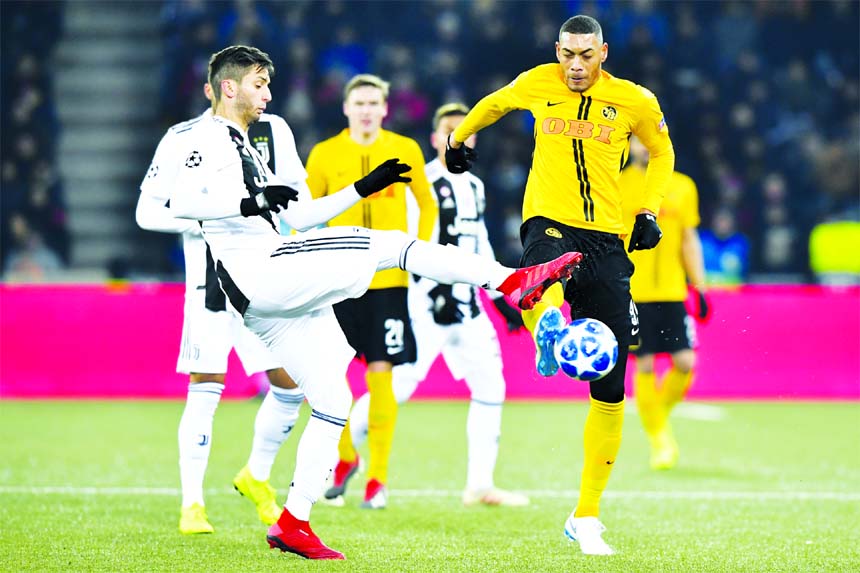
[176,289,280,375]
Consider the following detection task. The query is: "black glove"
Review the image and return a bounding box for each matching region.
[691,287,711,322]
[445,135,477,174]
[428,284,464,325]
[628,212,663,252]
[492,296,525,332]
[354,158,412,198]
[240,185,299,217]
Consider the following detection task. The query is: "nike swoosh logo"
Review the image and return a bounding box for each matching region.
[631,327,639,336]
[547,101,565,107]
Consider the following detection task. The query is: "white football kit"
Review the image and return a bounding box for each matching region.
[137,110,284,375]
[398,158,507,404]
[347,160,512,493]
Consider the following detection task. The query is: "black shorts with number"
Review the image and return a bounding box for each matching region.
[333,287,417,365]
[632,302,695,355]
[520,216,638,346]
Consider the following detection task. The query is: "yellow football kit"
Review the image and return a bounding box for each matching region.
[305,128,437,289]
[453,65,674,234]
[621,166,700,302]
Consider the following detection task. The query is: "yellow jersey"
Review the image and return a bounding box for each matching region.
[453,64,674,234]
[621,164,700,302]
[306,128,437,289]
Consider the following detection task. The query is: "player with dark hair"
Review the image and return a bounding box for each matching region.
[138,62,302,535]
[445,15,675,554]
[166,44,581,560]
[345,103,530,507]
[620,137,709,470]
[306,74,437,510]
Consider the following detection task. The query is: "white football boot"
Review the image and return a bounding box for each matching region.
[564,511,614,555]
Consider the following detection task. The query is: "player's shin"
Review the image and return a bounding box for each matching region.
[366,370,398,485]
[576,397,624,518]
[286,415,344,520]
[248,386,304,481]
[634,371,666,443]
[466,400,502,491]
[178,381,223,507]
[397,239,510,289]
[661,367,694,414]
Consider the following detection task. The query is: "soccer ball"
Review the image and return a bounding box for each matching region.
[553,318,618,381]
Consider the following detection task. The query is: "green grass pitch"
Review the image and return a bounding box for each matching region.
[1,400,858,572]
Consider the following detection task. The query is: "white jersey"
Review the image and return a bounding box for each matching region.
[138,111,305,301]
[410,158,502,321]
[169,113,365,307]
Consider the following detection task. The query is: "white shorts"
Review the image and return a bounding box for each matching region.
[244,307,355,419]
[177,289,280,375]
[241,227,407,320]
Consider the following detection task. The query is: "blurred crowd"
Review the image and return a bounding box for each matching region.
[157,0,859,281]
[1,1,857,283]
[1,1,69,280]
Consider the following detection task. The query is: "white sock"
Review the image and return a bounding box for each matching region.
[285,413,344,521]
[465,400,502,492]
[178,382,223,507]
[400,240,511,290]
[247,385,304,481]
[349,391,371,449]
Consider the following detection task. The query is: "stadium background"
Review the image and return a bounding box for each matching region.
[0,1,858,396]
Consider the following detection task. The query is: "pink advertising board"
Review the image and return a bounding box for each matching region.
[1,284,858,400]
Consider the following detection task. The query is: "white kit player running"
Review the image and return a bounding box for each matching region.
[346,104,530,507]
[166,45,581,561]
[137,105,305,535]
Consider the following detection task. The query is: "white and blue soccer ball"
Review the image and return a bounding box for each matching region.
[553,318,619,381]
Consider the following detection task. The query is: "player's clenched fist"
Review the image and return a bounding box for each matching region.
[240,185,300,217]
[628,212,663,252]
[354,158,412,197]
[445,135,477,174]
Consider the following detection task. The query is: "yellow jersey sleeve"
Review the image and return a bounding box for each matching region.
[452,69,533,143]
[633,87,675,215]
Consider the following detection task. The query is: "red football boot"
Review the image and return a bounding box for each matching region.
[497,251,583,310]
[266,509,345,560]
[323,453,360,501]
[359,478,387,509]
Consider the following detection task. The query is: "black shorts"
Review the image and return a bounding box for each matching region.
[520,216,638,346]
[333,287,417,365]
[632,301,696,355]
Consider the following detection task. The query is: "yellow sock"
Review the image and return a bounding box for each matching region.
[337,419,357,463]
[366,370,398,483]
[661,368,694,415]
[522,282,565,334]
[576,398,624,518]
[634,371,666,446]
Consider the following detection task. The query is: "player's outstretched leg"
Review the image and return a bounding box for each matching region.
[533,306,566,376]
[267,508,345,560]
[563,510,614,555]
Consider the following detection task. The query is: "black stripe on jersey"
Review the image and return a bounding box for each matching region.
[247,121,276,173]
[271,241,371,255]
[204,245,227,312]
[271,235,370,251]
[573,95,595,222]
[434,177,459,247]
[227,125,278,232]
[270,235,371,258]
[215,260,250,316]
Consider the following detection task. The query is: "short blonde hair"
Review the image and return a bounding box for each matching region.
[343,74,390,101]
[432,102,470,130]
